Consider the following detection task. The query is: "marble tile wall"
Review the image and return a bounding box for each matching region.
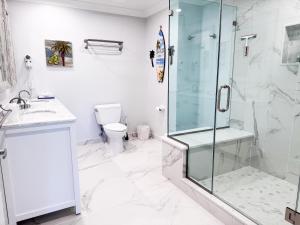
[227,0,300,181]
[174,2,203,131]
[187,138,254,187]
[169,1,236,132]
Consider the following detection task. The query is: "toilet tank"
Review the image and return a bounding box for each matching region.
[94,104,121,125]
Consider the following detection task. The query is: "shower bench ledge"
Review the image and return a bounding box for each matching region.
[170,128,254,148]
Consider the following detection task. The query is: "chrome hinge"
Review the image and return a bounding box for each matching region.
[168,46,175,65]
[0,148,7,159]
[286,207,300,224]
[169,10,174,16]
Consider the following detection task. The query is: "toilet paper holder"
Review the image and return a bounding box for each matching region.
[155,105,165,112]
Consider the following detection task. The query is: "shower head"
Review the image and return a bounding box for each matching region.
[188,35,194,40]
[188,33,217,40]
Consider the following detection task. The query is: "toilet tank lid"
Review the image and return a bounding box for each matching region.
[95,104,121,110]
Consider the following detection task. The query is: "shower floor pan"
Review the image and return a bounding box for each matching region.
[162,132,294,225]
[199,166,296,225]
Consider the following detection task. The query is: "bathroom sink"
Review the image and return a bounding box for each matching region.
[21,109,57,122]
[23,109,56,114]
[29,99,50,103]
[2,99,76,128]
[22,100,56,115]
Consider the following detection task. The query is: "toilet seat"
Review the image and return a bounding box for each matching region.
[104,123,127,132]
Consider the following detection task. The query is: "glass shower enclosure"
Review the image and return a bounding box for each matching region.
[168,0,300,224]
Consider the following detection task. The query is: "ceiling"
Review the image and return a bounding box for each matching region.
[12,0,168,18]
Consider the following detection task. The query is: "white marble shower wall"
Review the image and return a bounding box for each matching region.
[227,0,300,181]
[196,2,219,128]
[175,2,204,131]
[196,2,236,129]
[170,1,236,132]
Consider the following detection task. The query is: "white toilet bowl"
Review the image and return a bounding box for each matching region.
[94,104,127,155]
[103,123,127,155]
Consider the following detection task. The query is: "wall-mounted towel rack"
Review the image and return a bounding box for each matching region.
[84,39,123,52]
[0,105,12,128]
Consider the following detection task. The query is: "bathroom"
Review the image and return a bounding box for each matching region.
[0,0,300,224]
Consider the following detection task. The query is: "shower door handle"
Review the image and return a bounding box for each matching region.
[217,85,231,113]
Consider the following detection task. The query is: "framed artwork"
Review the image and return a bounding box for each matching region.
[45,40,73,67]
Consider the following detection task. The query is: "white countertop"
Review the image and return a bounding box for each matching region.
[173,128,254,148]
[2,99,76,129]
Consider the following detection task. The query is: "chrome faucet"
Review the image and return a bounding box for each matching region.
[9,90,31,110]
[9,97,26,106]
[18,90,31,99]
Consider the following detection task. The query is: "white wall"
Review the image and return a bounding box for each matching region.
[8,1,148,142]
[144,10,169,137]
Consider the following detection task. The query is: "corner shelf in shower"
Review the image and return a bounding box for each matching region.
[282,23,300,65]
[174,128,254,148]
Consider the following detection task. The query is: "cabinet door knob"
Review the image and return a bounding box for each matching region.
[0,148,7,159]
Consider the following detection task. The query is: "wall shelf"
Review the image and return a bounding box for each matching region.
[282,24,300,65]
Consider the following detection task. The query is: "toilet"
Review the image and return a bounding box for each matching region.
[94,104,127,155]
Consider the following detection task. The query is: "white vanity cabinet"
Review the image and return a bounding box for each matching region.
[0,100,81,225]
[0,131,8,225]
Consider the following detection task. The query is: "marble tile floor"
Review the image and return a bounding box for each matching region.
[200,167,297,225]
[19,138,224,225]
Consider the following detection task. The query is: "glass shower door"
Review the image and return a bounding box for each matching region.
[284,175,300,225]
[168,0,221,191]
[285,102,300,225]
[212,3,239,187]
[213,0,300,224]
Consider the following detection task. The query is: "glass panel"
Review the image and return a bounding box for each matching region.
[213,0,300,224]
[290,104,300,217]
[297,177,300,213]
[169,0,222,134]
[168,0,179,134]
[168,0,221,191]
